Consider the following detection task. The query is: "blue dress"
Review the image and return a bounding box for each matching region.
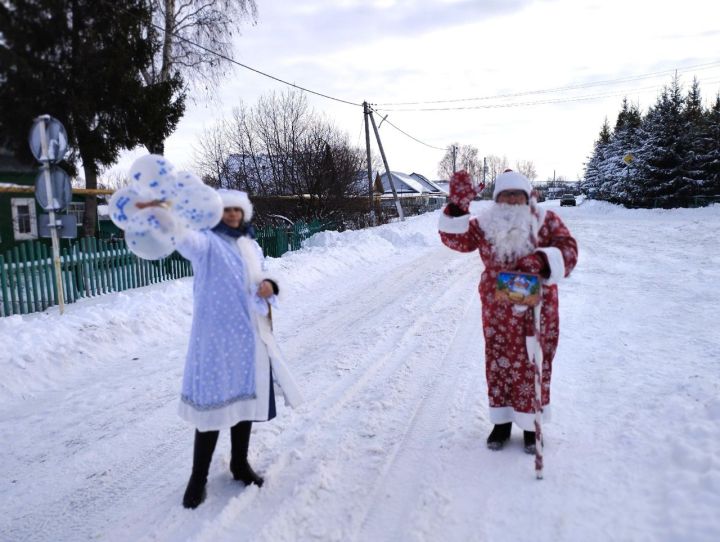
[175,230,263,430]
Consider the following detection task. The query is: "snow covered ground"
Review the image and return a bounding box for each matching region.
[1,200,719,542]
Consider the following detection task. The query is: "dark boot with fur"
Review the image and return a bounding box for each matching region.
[230,421,264,487]
[486,422,512,451]
[182,429,219,509]
[523,431,537,454]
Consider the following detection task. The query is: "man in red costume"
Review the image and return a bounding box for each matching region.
[439,170,578,453]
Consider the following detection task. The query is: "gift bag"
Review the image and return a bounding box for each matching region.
[495,271,542,307]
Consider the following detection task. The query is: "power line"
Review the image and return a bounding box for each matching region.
[374,78,720,112]
[370,107,446,151]
[375,60,720,106]
[113,1,363,108]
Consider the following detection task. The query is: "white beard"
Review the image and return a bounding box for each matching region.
[481,203,536,264]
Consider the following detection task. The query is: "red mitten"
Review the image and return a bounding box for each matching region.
[448,170,477,213]
[516,253,549,277]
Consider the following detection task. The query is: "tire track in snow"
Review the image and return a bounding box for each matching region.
[352,293,488,541]
[185,247,481,542]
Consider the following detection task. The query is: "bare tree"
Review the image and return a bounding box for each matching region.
[98,168,131,191]
[141,0,258,152]
[437,143,482,179]
[193,120,233,187]
[515,159,538,181]
[193,89,366,220]
[477,154,511,198]
[485,154,510,182]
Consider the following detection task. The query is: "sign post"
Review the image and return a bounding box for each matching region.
[29,115,69,314]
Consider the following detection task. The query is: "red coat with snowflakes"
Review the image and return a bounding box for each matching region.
[438,206,578,430]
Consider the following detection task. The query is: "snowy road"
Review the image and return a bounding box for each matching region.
[2,201,719,541]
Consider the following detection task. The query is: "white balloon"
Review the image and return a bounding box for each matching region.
[107,184,153,230]
[149,173,181,202]
[128,154,176,189]
[173,170,204,190]
[124,207,177,260]
[173,183,223,230]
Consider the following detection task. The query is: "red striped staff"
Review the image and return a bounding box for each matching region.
[528,190,544,480]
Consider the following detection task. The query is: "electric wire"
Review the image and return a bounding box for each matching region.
[111,1,363,108]
[374,75,720,112]
[369,107,446,151]
[107,0,720,153]
[376,60,720,106]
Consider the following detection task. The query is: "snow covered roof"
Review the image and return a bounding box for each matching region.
[377,171,444,195]
[408,172,447,194]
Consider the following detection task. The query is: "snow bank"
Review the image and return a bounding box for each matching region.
[0,211,443,400]
[269,211,443,295]
[0,281,193,399]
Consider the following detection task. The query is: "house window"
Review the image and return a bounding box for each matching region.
[11,198,38,240]
[67,202,85,225]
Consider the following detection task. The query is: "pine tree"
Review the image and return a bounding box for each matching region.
[0,0,185,236]
[700,94,720,198]
[634,76,690,207]
[607,98,643,204]
[681,78,707,198]
[582,118,611,198]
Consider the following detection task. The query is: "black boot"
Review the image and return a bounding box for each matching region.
[486,423,512,451]
[230,421,264,487]
[182,429,219,509]
[523,431,537,454]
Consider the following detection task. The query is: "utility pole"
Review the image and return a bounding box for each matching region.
[363,102,376,226]
[483,156,487,186]
[368,109,404,221]
[452,145,457,173]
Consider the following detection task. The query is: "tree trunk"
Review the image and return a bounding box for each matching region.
[144,140,165,155]
[161,0,176,83]
[81,159,98,238]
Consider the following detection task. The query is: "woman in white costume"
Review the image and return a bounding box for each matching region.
[170,189,302,509]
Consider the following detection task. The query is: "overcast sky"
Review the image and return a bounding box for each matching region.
[118,0,720,183]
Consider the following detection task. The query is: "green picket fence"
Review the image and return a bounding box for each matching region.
[255,219,333,258]
[0,219,334,317]
[0,238,193,317]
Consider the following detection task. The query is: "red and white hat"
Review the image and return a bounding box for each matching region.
[493,169,532,201]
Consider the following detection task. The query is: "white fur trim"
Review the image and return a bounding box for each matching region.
[259,316,304,408]
[489,405,552,431]
[217,189,253,222]
[536,246,565,285]
[438,209,471,234]
[493,171,532,200]
[234,236,302,408]
[237,237,282,301]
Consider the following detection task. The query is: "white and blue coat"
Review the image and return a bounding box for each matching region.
[176,229,303,431]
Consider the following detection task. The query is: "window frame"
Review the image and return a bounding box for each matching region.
[11,197,38,240]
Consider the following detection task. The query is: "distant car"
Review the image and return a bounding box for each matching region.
[560,194,576,206]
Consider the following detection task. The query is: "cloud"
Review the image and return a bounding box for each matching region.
[251,0,544,55]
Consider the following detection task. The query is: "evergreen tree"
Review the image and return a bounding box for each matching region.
[681,78,707,197]
[0,0,185,236]
[634,76,690,207]
[700,94,720,198]
[582,118,611,197]
[606,98,643,204]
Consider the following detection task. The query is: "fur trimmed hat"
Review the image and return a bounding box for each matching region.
[493,169,532,201]
[217,189,253,222]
